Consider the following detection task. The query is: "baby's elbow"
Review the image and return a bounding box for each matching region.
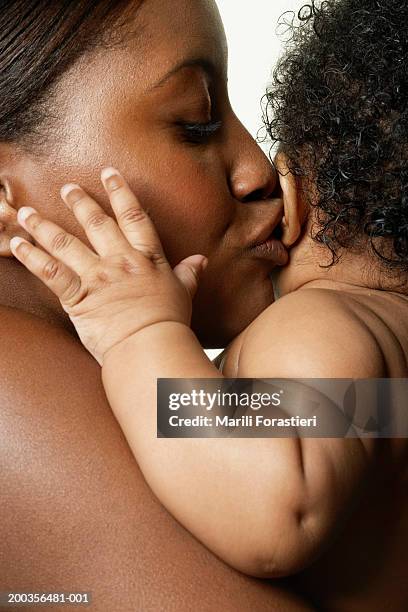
[227,508,320,579]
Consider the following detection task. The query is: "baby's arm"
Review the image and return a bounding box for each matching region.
[236,288,383,561]
[12,170,380,578]
[102,289,381,578]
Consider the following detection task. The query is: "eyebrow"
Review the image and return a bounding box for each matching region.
[149,57,218,92]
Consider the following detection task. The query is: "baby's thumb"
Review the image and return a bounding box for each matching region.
[173,255,208,299]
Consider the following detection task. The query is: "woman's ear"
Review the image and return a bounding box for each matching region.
[275,152,307,248]
[0,178,34,257]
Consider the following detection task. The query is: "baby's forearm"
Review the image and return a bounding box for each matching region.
[101,322,307,577]
[102,321,223,442]
[105,321,221,378]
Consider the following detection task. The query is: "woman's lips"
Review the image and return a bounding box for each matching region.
[247,235,288,265]
[233,199,288,265]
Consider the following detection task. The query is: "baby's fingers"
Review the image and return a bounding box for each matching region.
[173,255,208,299]
[101,167,168,266]
[10,237,84,308]
[17,206,97,275]
[60,183,131,258]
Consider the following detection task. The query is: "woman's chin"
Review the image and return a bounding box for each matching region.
[191,275,275,348]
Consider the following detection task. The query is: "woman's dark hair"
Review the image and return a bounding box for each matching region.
[264,0,408,275]
[0,0,141,147]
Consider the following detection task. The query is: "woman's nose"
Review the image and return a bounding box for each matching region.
[229,137,278,204]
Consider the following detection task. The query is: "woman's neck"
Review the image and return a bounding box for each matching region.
[0,258,76,334]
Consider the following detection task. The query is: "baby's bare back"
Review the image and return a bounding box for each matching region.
[297,288,408,611]
[220,285,408,611]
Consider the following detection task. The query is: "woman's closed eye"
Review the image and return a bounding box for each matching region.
[177,119,222,145]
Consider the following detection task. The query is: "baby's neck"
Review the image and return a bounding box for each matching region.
[274,236,408,299]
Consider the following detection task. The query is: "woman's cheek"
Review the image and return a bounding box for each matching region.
[138,172,228,264]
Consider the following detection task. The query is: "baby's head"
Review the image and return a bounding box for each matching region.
[265,0,408,286]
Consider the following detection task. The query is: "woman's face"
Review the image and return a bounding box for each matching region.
[12,0,286,347]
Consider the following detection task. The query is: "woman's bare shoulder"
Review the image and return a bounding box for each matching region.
[0,305,84,351]
[0,305,314,612]
[0,305,108,426]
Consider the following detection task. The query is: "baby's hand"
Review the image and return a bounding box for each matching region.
[10,168,207,365]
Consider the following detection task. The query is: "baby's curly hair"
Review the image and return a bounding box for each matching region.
[264,0,408,276]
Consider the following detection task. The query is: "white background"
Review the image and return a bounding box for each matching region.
[207,1,304,358]
[216,0,304,144]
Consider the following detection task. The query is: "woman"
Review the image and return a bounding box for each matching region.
[0,0,312,609]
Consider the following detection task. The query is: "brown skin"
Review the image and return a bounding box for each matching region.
[218,162,408,611]
[0,0,286,348]
[0,306,315,612]
[0,0,313,609]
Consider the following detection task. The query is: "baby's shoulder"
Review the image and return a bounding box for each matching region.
[237,288,385,378]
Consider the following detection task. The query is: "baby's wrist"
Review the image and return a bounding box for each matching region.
[101,320,191,369]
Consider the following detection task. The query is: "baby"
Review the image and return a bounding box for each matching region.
[10,0,408,610]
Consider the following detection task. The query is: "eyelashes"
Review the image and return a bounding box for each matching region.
[177,120,222,144]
